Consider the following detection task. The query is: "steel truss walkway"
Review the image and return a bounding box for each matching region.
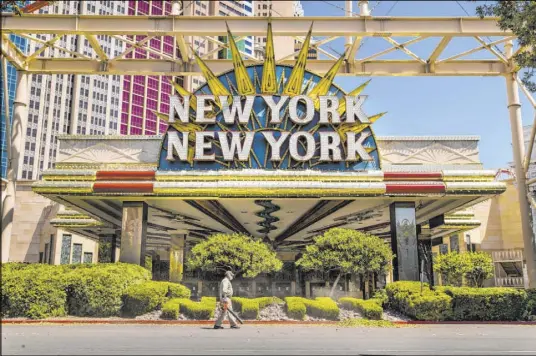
[0,14,520,76]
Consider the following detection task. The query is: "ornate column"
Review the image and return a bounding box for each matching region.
[389,202,419,281]
[119,202,148,266]
[1,72,28,262]
[169,232,186,282]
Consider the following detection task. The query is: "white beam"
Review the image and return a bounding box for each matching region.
[428,36,451,63]
[1,15,513,37]
[24,34,62,65]
[383,37,426,64]
[347,36,362,62]
[0,34,26,70]
[438,37,515,63]
[473,36,507,63]
[23,58,507,76]
[357,37,428,63]
[85,34,108,61]
[17,33,90,59]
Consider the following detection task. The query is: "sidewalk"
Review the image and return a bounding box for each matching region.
[3,318,536,326]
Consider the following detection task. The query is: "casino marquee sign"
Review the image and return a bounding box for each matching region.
[158,24,385,172]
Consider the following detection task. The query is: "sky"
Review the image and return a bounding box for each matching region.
[300,0,536,170]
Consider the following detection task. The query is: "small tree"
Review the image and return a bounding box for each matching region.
[296,228,393,298]
[476,1,536,92]
[464,252,494,288]
[187,233,282,278]
[433,252,468,286]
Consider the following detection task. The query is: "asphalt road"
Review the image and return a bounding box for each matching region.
[2,324,536,355]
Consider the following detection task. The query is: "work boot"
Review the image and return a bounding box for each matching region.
[213,325,224,329]
[230,325,240,329]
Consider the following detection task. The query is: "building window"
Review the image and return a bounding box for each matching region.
[60,235,72,264]
[44,243,49,264]
[72,243,83,264]
[83,252,93,264]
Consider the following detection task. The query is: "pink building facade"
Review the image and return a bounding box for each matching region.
[121,0,181,135]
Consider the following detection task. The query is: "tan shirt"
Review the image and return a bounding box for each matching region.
[219,277,233,300]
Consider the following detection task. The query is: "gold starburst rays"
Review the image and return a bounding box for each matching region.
[157,22,384,169]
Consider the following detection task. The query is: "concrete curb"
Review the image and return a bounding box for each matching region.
[2,319,536,326]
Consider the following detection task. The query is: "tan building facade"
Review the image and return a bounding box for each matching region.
[2,180,99,264]
[254,0,297,60]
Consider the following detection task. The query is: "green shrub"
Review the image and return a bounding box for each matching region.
[339,297,383,320]
[256,296,284,308]
[304,297,340,320]
[440,286,527,321]
[525,289,536,319]
[2,263,152,319]
[371,289,388,306]
[122,281,190,317]
[201,296,217,305]
[178,299,215,319]
[66,263,151,317]
[232,297,259,319]
[1,263,67,319]
[284,297,339,320]
[285,297,307,320]
[161,299,181,320]
[231,297,284,320]
[386,281,452,321]
[167,283,191,299]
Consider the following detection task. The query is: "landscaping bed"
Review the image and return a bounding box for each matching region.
[3,263,535,323]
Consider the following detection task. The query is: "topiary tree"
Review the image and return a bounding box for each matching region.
[296,228,393,298]
[186,233,283,278]
[433,252,468,286]
[464,252,494,288]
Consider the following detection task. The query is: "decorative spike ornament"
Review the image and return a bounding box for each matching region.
[226,22,255,96]
[337,79,372,116]
[282,23,314,96]
[169,78,197,112]
[309,50,347,110]
[337,112,386,142]
[191,47,231,106]
[261,21,277,94]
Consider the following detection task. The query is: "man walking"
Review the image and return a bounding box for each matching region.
[214,271,240,329]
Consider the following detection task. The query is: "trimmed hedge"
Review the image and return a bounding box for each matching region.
[1,263,152,319]
[162,297,217,320]
[386,281,452,321]
[161,298,181,319]
[339,297,383,320]
[1,263,67,319]
[179,298,215,319]
[306,297,339,320]
[231,297,284,320]
[387,281,532,322]
[285,297,307,320]
[257,296,284,308]
[439,286,527,321]
[284,297,339,320]
[122,281,191,317]
[526,289,536,320]
[65,263,151,317]
[0,263,196,319]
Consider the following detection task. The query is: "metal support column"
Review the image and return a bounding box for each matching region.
[169,233,186,282]
[119,202,148,266]
[505,41,536,288]
[1,71,28,262]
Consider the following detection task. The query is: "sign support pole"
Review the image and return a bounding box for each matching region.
[505,41,536,288]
